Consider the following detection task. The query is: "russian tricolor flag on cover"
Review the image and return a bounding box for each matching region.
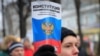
[31,1,61,53]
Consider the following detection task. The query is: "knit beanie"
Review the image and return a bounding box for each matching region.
[61,27,77,43]
[8,42,23,54]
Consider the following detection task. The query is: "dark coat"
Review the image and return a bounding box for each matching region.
[78,47,88,56]
[0,50,9,56]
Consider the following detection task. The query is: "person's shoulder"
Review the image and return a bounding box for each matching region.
[0,51,9,56]
[0,51,3,54]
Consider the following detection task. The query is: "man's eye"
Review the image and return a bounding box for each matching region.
[65,45,71,48]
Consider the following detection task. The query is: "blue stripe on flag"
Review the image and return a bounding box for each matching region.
[32,17,61,42]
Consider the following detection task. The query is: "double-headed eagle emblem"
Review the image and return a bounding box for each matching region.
[42,22,54,35]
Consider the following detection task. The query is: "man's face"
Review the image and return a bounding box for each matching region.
[10,47,24,56]
[61,36,79,56]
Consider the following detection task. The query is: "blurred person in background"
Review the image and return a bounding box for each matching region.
[8,42,24,56]
[86,42,94,56]
[0,38,3,50]
[34,45,57,56]
[0,35,21,56]
[60,27,79,56]
[23,38,34,56]
[0,38,3,55]
[77,36,88,56]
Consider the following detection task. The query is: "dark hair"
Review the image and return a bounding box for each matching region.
[34,45,57,56]
[61,27,77,43]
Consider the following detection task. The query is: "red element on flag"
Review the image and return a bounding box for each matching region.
[33,39,61,53]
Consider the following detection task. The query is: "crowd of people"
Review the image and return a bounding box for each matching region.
[0,27,94,56]
[0,35,34,56]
